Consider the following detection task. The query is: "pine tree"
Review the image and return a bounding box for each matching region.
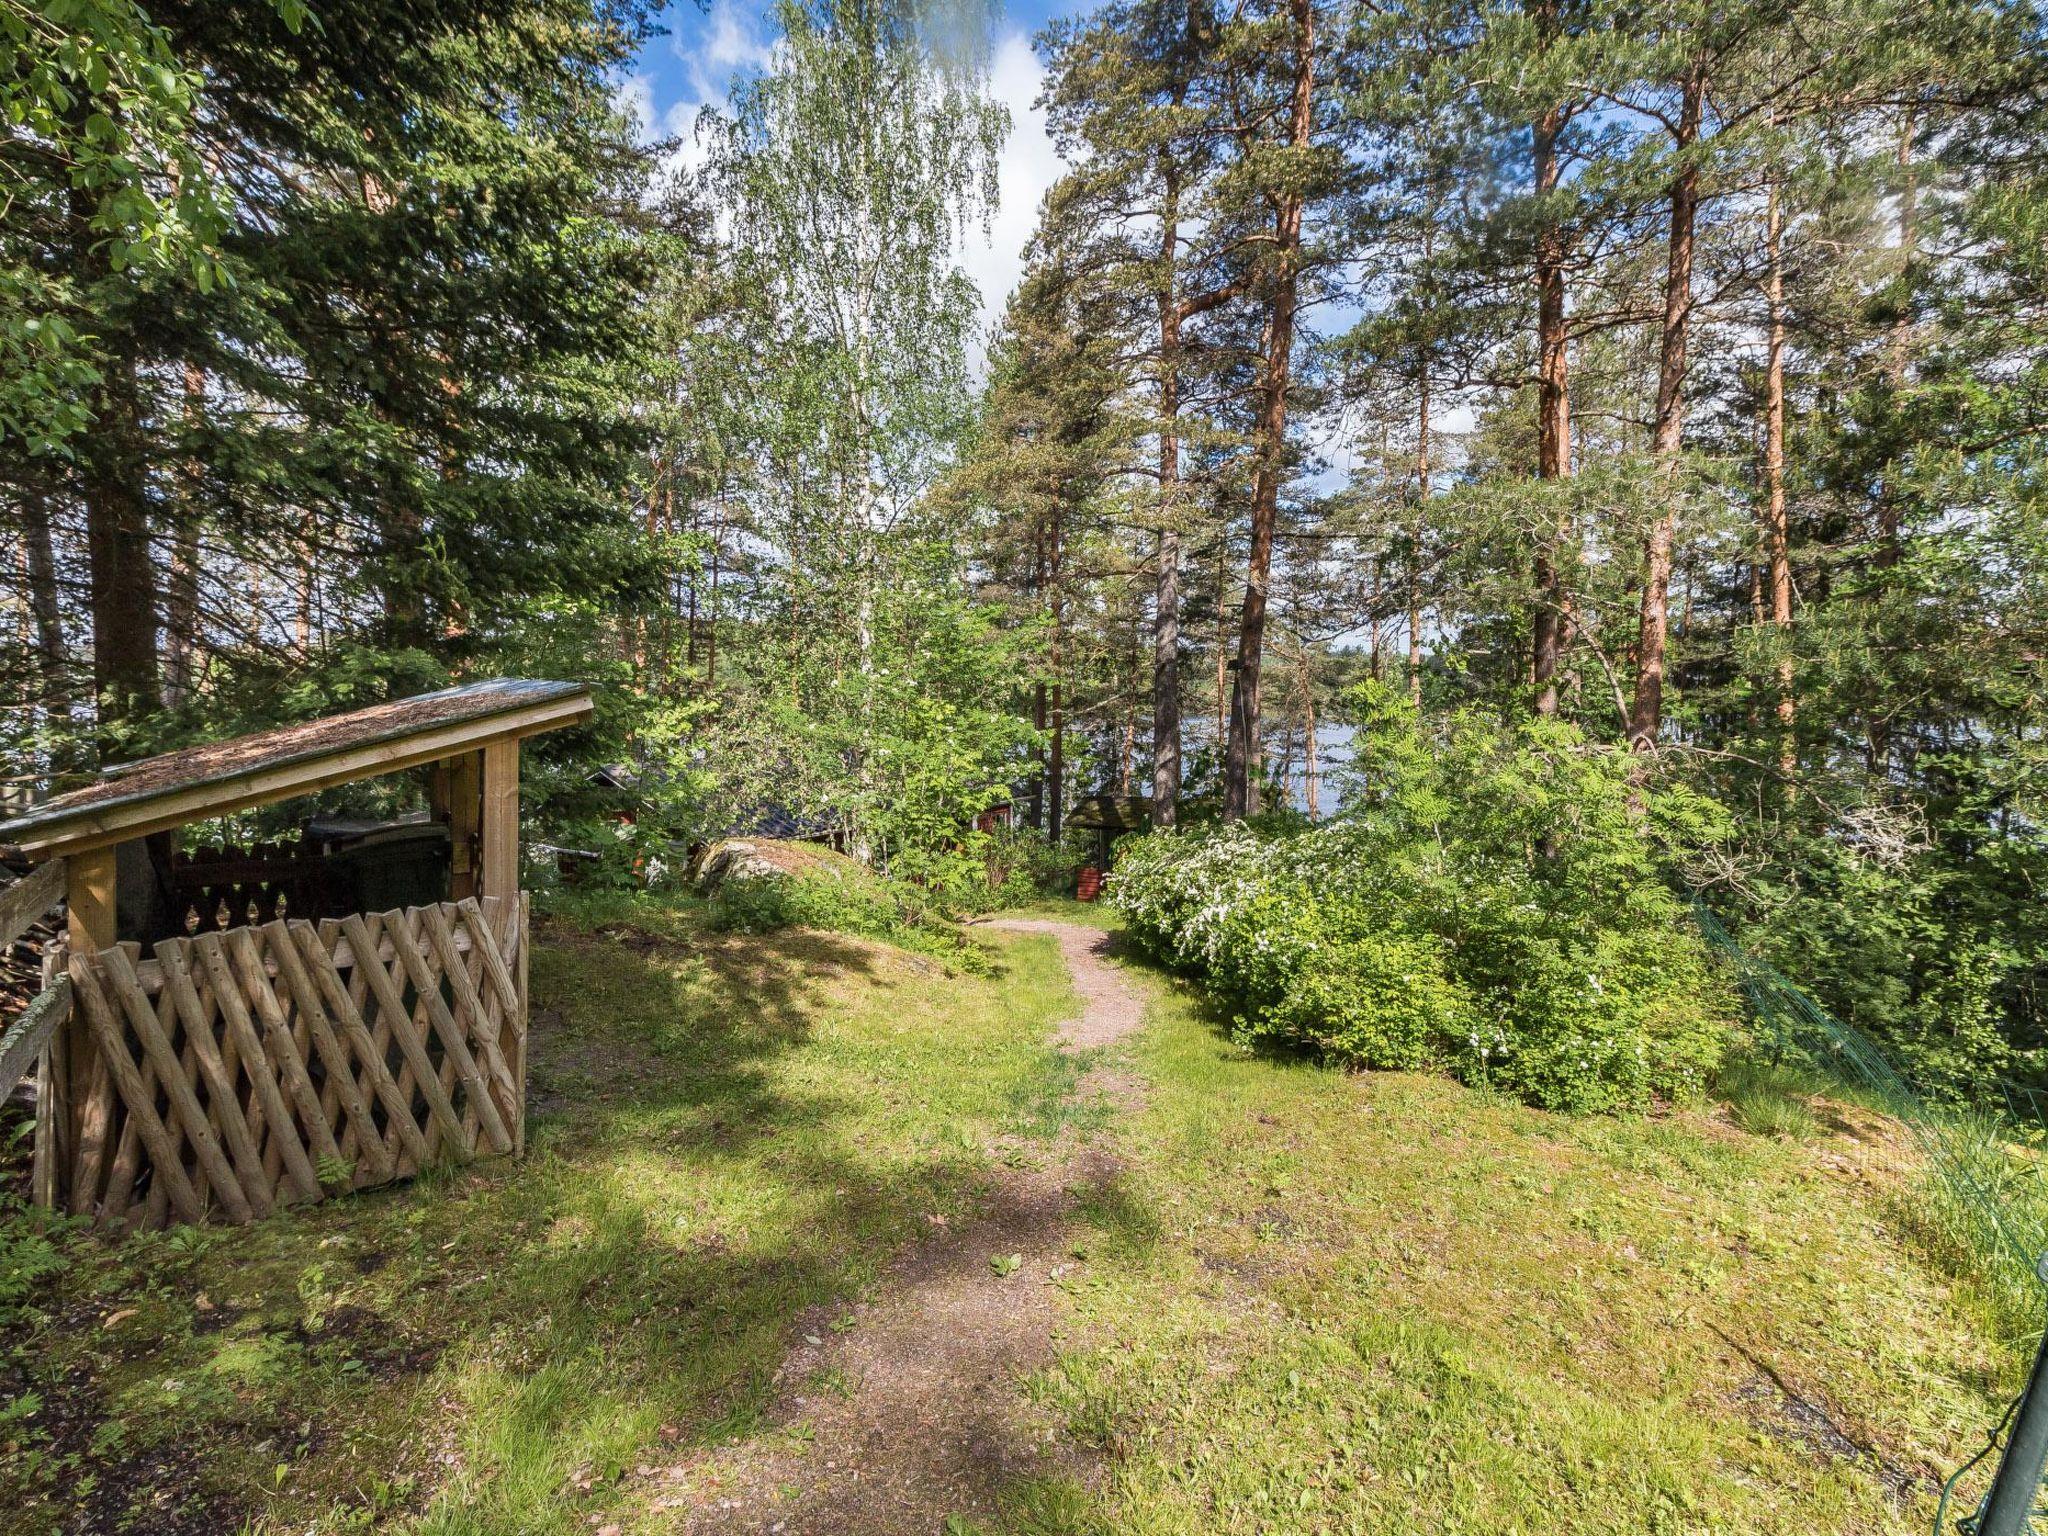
[4,0,664,757]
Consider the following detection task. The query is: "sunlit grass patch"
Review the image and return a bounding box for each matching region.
[1025,975,2010,1536]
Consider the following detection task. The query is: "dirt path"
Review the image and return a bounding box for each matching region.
[654,920,1145,1535]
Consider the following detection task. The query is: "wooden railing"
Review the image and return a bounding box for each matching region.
[163,840,330,940]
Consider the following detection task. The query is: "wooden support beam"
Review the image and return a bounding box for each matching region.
[62,845,119,1218]
[432,751,483,902]
[66,847,116,953]
[480,739,519,904]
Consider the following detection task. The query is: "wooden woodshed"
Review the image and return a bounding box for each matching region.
[0,678,590,1232]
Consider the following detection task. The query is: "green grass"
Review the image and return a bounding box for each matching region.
[1714,1053,1830,1139]
[0,904,2018,1534]
[1020,965,2014,1536]
[0,904,1081,1534]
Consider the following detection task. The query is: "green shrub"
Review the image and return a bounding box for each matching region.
[1264,929,1468,1071]
[1728,814,2048,1108]
[706,846,990,973]
[980,825,1089,906]
[1109,689,1734,1113]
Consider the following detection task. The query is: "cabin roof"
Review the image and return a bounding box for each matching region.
[0,678,592,859]
[1067,793,1150,831]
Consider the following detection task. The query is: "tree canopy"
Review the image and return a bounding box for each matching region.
[6,0,2048,1095]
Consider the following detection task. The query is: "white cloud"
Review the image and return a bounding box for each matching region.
[679,0,774,102]
[959,32,1069,352]
[615,72,658,145]
[659,99,720,184]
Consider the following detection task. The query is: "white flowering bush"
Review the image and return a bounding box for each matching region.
[1109,690,1734,1113]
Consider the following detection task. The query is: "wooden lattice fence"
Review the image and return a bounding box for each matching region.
[56,894,528,1231]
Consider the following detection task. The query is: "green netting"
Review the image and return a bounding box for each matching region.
[1695,902,2048,1306]
[1692,904,2048,1534]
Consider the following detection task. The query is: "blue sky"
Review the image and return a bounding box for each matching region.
[620,0,1086,333]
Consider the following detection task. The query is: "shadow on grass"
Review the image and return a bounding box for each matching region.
[0,917,1066,1535]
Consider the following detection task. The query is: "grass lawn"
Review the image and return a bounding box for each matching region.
[0,897,2017,1534]
[0,899,1082,1534]
[1032,964,2013,1536]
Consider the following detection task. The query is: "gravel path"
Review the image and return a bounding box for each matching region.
[656,921,1144,1535]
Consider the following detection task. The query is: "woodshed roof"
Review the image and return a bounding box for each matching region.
[0,679,592,859]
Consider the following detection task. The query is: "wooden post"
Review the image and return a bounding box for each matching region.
[66,848,116,954]
[432,751,483,902]
[479,739,519,904]
[61,846,117,1215]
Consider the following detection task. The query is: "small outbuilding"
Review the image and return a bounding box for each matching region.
[1066,792,1152,867]
[0,678,590,1232]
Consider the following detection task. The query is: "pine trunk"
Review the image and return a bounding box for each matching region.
[1410,365,1430,708]
[1215,538,1229,756]
[67,160,161,741]
[1029,680,1047,831]
[1530,4,1572,718]
[1302,650,1320,822]
[1223,0,1314,821]
[1153,159,1184,827]
[1628,59,1705,752]
[21,488,69,716]
[1868,108,1917,776]
[1540,99,1564,720]
[1761,169,1796,777]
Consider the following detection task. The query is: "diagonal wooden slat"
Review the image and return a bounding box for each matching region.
[451,903,500,1150]
[510,893,529,1157]
[261,921,394,1184]
[286,921,431,1170]
[127,978,199,1229]
[67,961,205,1226]
[194,929,324,1205]
[224,926,346,1175]
[473,894,526,1153]
[392,908,512,1156]
[455,904,499,1148]
[100,949,253,1224]
[421,904,517,1118]
[339,913,469,1160]
[67,1044,115,1218]
[458,897,522,1022]
[326,916,405,1172]
[360,910,446,1161]
[97,984,163,1221]
[154,942,274,1219]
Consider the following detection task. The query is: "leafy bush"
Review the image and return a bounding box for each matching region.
[704,841,991,972]
[1725,801,2048,1108]
[979,825,1089,905]
[1109,689,1734,1113]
